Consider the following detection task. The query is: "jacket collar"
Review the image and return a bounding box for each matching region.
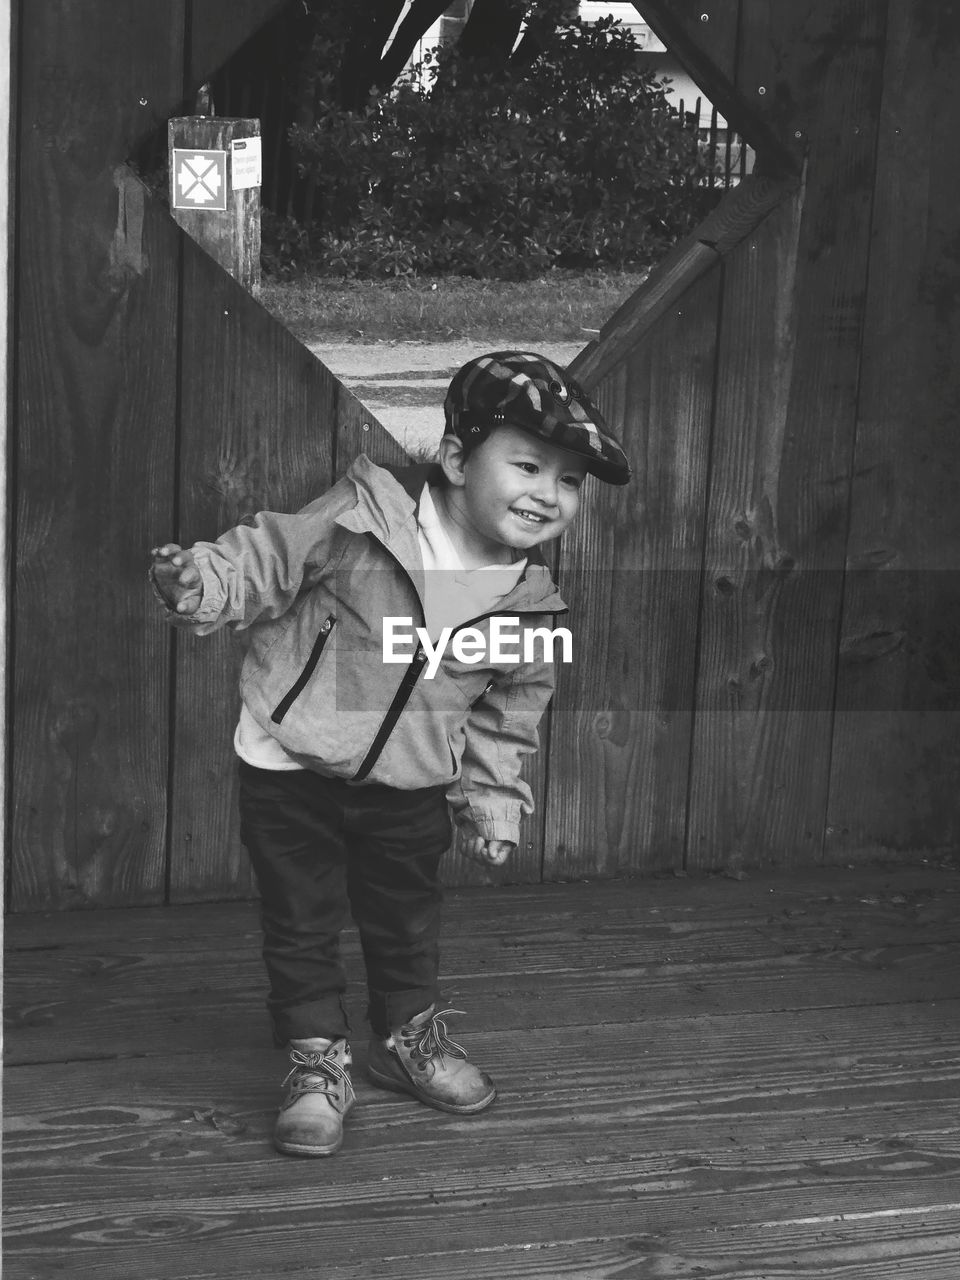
[335,454,567,613]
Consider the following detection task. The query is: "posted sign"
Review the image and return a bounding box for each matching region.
[231,136,262,191]
[172,149,227,210]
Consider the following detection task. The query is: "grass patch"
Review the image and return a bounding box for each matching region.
[258,271,646,344]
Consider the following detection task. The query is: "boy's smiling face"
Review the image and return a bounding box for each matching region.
[437,425,589,564]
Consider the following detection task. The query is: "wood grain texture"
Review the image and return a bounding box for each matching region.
[74,1215,960,1280]
[8,867,959,1065]
[4,866,960,1279]
[686,0,886,869]
[826,0,960,861]
[168,232,406,902]
[736,0,885,159]
[637,0,797,171]
[10,0,187,909]
[7,938,959,1067]
[9,860,951,944]
[168,117,262,292]
[545,269,722,878]
[188,0,291,91]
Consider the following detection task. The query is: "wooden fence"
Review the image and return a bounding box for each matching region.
[9,0,407,913]
[558,0,960,877]
[8,0,960,912]
[679,96,754,189]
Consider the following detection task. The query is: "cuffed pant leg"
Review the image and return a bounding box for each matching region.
[238,763,352,1044]
[343,783,452,1037]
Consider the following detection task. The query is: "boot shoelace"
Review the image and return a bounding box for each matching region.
[402,1007,468,1068]
[282,1047,351,1103]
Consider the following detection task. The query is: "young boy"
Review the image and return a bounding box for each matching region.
[150,351,630,1157]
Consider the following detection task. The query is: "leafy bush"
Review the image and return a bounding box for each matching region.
[275,9,716,280]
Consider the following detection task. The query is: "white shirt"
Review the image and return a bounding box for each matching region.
[234,482,526,771]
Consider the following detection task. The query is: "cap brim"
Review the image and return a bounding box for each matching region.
[586,458,632,486]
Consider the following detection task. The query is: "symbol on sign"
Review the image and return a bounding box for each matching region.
[179,154,221,203]
[173,150,227,210]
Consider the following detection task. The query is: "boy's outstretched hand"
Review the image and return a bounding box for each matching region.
[461,835,515,868]
[150,543,203,616]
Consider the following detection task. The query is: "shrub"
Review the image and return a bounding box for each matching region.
[276,10,716,280]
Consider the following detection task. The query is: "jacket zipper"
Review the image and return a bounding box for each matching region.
[350,607,569,781]
[352,644,429,780]
[271,614,337,725]
[351,534,428,781]
[350,529,567,781]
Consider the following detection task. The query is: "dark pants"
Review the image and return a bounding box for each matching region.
[238,762,452,1044]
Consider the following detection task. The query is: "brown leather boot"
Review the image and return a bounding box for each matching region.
[274,1037,355,1156]
[367,1006,496,1115]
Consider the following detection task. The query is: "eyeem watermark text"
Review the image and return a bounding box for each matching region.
[383,616,573,678]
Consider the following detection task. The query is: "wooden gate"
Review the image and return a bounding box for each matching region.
[550,0,960,878]
[9,1,409,911]
[9,0,960,911]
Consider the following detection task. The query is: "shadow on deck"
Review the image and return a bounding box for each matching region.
[5,863,960,1279]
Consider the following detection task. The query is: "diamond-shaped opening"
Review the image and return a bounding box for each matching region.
[129,0,757,457]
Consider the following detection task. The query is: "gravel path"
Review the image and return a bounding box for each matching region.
[310,339,587,456]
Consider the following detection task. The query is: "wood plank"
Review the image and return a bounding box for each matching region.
[7,1010,959,1279]
[8,927,960,1064]
[636,0,797,171]
[684,0,887,869]
[330,406,409,477]
[6,1135,959,1276]
[8,1003,959,1161]
[9,894,960,998]
[7,862,958,947]
[544,269,722,877]
[735,1,886,162]
[189,0,290,91]
[9,1218,958,1280]
[107,1212,960,1280]
[168,234,403,901]
[684,192,815,870]
[12,890,960,980]
[826,1,960,862]
[5,874,960,1279]
[11,0,186,909]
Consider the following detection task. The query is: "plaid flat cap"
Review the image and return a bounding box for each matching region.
[443,351,631,485]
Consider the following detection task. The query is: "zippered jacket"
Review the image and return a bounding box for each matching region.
[168,454,569,845]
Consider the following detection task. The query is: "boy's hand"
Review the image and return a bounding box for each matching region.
[461,835,515,868]
[150,543,203,615]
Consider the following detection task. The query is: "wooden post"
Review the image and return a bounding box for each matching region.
[1,0,10,915]
[168,116,261,294]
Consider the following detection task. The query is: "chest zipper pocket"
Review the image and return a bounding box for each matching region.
[271,614,337,725]
[471,679,495,709]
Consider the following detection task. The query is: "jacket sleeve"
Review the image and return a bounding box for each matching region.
[156,481,353,636]
[445,654,556,846]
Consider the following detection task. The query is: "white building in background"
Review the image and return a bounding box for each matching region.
[388,1,752,179]
[392,2,724,128]
[580,2,726,128]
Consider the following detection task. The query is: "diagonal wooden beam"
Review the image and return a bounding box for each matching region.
[570,169,800,387]
[189,0,292,92]
[636,0,798,175]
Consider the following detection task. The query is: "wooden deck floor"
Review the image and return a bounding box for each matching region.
[4,862,960,1279]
